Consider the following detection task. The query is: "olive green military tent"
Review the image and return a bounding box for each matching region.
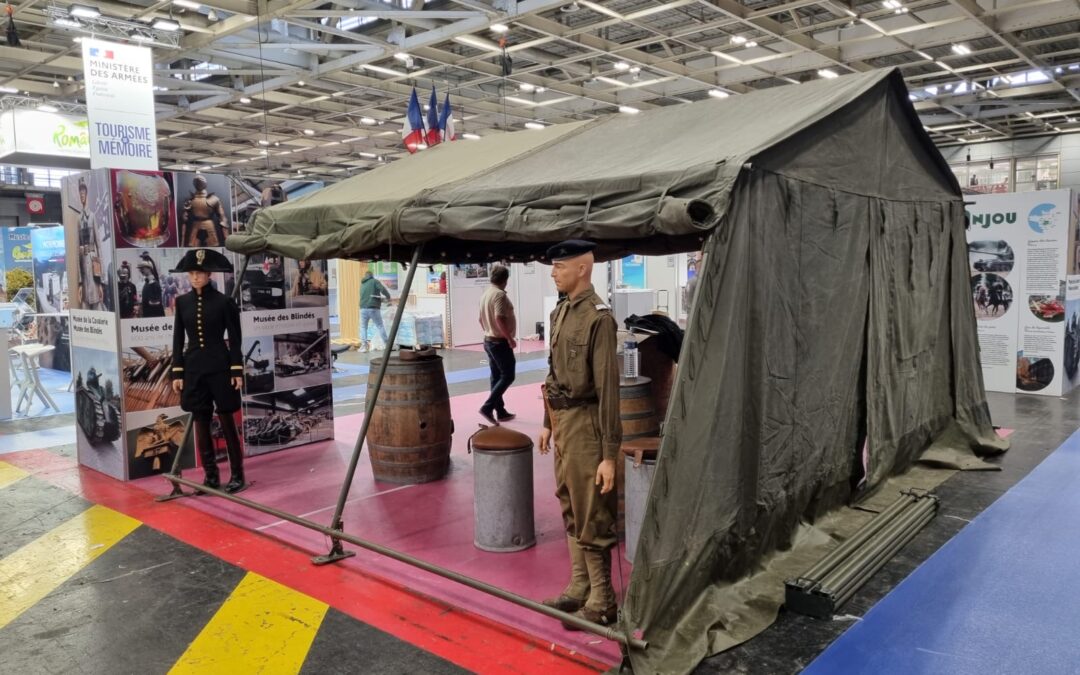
[227,67,1006,673]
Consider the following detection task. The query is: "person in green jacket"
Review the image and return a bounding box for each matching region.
[360,270,392,352]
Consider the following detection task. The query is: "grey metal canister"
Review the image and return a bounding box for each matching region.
[622,437,660,563]
[470,426,536,553]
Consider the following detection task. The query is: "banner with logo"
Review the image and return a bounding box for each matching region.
[82,38,157,171]
[0,109,90,161]
[966,189,1075,396]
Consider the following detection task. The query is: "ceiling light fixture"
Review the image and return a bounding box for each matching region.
[951,44,971,55]
[818,69,839,79]
[730,35,747,45]
[152,18,180,31]
[393,52,410,61]
[55,17,83,28]
[0,86,18,93]
[490,23,509,32]
[297,80,306,86]
[69,5,100,19]
[524,121,545,130]
[614,61,630,71]
[360,117,376,125]
[239,96,251,103]
[173,0,201,8]
[708,89,729,98]
[519,82,535,92]
[744,41,758,48]
[259,139,270,146]
[462,132,480,140]
[303,129,315,135]
[618,105,640,114]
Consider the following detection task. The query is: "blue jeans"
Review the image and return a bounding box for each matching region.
[361,308,388,345]
[482,339,516,414]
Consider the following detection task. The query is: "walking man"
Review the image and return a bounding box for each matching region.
[479,265,517,425]
[537,240,621,628]
[359,269,392,352]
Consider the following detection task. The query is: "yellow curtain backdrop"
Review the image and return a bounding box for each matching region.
[335,260,367,346]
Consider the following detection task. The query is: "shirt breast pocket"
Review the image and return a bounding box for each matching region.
[561,332,592,394]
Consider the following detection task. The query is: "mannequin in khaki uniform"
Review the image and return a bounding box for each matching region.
[538,240,621,627]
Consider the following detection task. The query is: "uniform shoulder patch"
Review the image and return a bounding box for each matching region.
[595,303,610,311]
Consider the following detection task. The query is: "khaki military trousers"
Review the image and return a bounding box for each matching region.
[551,404,617,550]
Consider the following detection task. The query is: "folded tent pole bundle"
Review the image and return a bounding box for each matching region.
[785,489,939,619]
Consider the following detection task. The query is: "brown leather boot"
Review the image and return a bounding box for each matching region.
[542,535,590,613]
[563,546,617,630]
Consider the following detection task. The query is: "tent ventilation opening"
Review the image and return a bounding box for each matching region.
[687,200,715,226]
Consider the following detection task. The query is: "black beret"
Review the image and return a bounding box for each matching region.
[170,248,234,273]
[545,239,597,262]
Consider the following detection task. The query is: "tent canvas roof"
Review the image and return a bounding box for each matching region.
[226,68,949,264]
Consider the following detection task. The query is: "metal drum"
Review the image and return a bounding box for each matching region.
[622,437,660,563]
[367,355,453,484]
[470,426,536,553]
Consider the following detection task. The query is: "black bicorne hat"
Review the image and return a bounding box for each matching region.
[170,248,234,273]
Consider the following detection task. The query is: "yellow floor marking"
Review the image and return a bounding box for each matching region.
[0,504,140,629]
[0,461,29,490]
[168,572,328,675]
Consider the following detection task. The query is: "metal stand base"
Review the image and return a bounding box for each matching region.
[312,539,356,565]
[154,482,191,502]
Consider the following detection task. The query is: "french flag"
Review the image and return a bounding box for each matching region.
[89,47,115,59]
[425,86,441,147]
[438,92,455,142]
[401,88,426,154]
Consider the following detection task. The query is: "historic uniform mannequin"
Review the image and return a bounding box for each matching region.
[538,239,621,627]
[76,177,108,310]
[170,249,247,493]
[181,175,229,247]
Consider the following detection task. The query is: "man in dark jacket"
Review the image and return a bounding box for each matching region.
[170,249,247,493]
[359,269,392,352]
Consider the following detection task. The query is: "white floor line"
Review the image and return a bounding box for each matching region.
[254,483,416,531]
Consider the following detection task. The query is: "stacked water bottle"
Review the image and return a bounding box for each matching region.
[623,339,639,379]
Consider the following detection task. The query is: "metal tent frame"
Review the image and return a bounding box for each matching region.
[157,245,647,651]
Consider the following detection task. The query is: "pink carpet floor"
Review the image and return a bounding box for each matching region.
[135,383,630,665]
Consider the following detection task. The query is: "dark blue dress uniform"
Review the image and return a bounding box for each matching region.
[169,249,247,494]
[170,286,243,414]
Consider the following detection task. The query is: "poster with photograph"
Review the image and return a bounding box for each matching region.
[31,226,71,371]
[2,227,34,301]
[111,169,177,249]
[125,408,195,480]
[241,384,334,456]
[241,336,275,394]
[121,345,180,412]
[452,263,490,287]
[426,264,448,294]
[966,190,1075,396]
[284,258,329,308]
[241,253,286,311]
[239,301,333,454]
[1064,279,1080,390]
[61,169,114,312]
[73,345,125,479]
[174,171,233,248]
[374,261,399,292]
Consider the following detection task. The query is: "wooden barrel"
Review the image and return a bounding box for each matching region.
[367,355,453,484]
[619,376,659,441]
[638,338,677,423]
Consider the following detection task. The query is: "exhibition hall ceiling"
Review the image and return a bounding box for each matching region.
[1,0,1078,182]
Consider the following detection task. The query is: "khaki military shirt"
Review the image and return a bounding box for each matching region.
[544,285,622,460]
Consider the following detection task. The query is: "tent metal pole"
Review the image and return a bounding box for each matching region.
[161,472,647,650]
[157,254,251,503]
[313,245,424,565]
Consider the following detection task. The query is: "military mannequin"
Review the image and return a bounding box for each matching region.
[181,175,229,247]
[169,249,247,493]
[117,262,137,319]
[538,239,621,627]
[76,177,108,310]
